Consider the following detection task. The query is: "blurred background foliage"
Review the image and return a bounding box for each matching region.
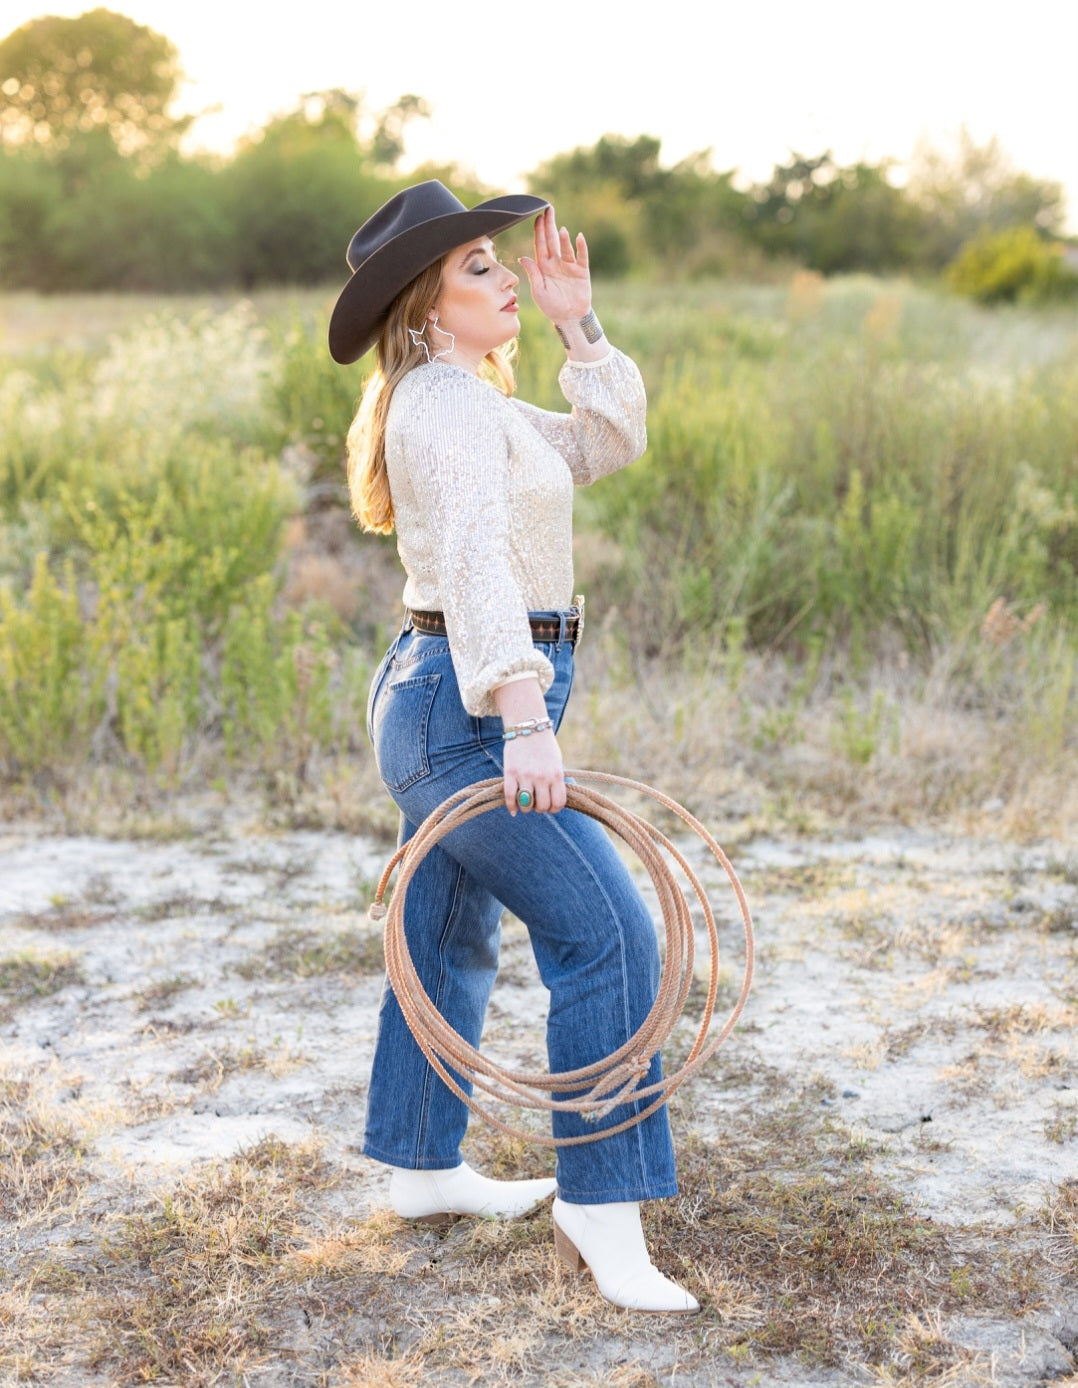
[1,9,1075,301]
[0,10,1075,816]
[1,278,1075,795]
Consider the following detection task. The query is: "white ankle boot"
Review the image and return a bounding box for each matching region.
[389,1162,557,1224]
[552,1197,699,1314]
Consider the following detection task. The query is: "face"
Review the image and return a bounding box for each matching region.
[428,237,520,369]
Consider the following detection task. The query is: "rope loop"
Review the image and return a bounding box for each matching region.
[367,770,754,1147]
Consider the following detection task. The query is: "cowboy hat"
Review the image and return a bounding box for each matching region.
[328,180,550,364]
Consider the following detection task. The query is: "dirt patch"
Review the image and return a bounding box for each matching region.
[1,803,1076,1386]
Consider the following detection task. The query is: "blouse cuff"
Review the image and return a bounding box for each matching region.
[491,671,541,692]
[464,651,555,718]
[559,346,615,370]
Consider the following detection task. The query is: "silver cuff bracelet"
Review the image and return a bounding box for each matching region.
[555,310,604,349]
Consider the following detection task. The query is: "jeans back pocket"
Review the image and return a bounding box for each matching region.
[372,669,441,792]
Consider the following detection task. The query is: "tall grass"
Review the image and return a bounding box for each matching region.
[0,278,1075,819]
[519,278,1078,658]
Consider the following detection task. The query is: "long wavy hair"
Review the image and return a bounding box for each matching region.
[346,259,517,535]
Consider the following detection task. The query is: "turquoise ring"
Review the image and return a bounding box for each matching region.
[516,788,533,810]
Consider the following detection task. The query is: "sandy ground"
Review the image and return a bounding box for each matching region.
[1,797,1076,1386]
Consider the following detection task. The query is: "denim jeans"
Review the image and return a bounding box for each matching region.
[362,615,678,1204]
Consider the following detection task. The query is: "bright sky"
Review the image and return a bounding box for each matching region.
[2,0,1077,230]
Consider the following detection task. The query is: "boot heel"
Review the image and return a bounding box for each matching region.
[553,1221,586,1273]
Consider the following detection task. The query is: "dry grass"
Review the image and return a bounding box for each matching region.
[1,1073,1074,1386]
[129,972,198,1011]
[557,629,1078,846]
[0,948,84,1021]
[169,1038,307,1090]
[236,920,385,981]
[0,1087,89,1222]
[0,1137,338,1385]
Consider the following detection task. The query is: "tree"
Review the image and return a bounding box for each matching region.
[535,134,666,202]
[0,145,65,285]
[743,154,927,273]
[810,164,925,273]
[226,93,388,286]
[0,8,187,161]
[907,130,1067,268]
[529,135,752,274]
[370,93,431,169]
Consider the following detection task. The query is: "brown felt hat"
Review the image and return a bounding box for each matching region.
[328,180,549,365]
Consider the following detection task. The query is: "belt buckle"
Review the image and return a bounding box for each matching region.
[572,593,585,647]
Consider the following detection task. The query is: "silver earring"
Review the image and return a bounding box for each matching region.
[408,313,455,363]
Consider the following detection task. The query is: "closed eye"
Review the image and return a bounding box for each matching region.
[462,246,501,275]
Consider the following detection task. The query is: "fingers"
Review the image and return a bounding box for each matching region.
[502,744,565,817]
[517,254,538,290]
[530,778,555,815]
[532,206,583,268]
[534,206,556,262]
[505,777,564,815]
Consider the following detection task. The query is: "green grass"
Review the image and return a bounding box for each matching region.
[0,951,84,1020]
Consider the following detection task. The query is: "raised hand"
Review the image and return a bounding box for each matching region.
[518,205,592,325]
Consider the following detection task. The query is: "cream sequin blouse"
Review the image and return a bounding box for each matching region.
[385,347,646,716]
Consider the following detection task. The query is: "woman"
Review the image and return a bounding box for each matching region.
[330,180,697,1314]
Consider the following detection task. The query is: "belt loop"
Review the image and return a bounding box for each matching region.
[388,611,411,662]
[556,610,567,650]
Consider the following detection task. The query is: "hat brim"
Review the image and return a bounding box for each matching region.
[329,195,549,365]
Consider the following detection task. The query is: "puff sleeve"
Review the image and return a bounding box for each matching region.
[507,346,647,484]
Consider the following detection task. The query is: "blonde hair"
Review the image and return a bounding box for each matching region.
[346,259,517,535]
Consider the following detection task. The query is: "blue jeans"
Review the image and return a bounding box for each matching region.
[362,616,678,1204]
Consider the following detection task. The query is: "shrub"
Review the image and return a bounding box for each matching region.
[0,555,103,777]
[266,314,359,486]
[948,226,1078,305]
[580,287,1078,655]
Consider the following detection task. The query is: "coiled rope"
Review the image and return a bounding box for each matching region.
[367,770,754,1147]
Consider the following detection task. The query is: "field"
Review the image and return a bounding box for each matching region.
[1,278,1076,1385]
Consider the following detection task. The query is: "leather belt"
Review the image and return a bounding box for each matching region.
[409,600,584,647]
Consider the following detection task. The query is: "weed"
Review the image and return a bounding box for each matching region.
[130,973,197,1011]
[833,688,898,766]
[236,922,385,981]
[0,950,83,1019]
[1043,1109,1078,1145]
[172,1039,305,1089]
[12,901,115,932]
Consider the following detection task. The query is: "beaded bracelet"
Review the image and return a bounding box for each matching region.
[502,717,554,741]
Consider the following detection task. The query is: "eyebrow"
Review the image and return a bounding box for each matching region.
[459,241,495,265]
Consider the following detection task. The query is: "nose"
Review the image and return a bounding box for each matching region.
[502,264,519,289]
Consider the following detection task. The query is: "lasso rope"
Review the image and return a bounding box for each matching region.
[367,770,754,1147]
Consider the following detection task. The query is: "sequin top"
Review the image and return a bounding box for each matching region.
[385,347,646,716]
